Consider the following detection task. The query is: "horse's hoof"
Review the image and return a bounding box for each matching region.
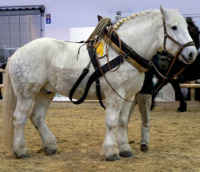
[105,154,120,161]
[177,103,187,112]
[44,147,57,155]
[14,152,30,159]
[140,144,149,152]
[119,151,133,158]
[177,108,186,112]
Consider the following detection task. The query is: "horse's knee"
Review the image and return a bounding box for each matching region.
[13,113,27,127]
[104,113,120,160]
[13,99,32,129]
[119,112,130,127]
[31,114,43,130]
[105,114,119,130]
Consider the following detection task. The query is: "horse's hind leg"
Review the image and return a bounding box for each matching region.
[30,92,57,155]
[13,96,34,158]
[136,93,152,152]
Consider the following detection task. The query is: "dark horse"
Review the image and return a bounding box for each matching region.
[139,17,200,113]
[135,17,199,152]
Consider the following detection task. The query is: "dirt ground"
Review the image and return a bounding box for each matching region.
[1,101,200,172]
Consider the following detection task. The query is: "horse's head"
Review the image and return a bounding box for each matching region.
[158,6,197,64]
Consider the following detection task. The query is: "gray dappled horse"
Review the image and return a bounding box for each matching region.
[3,7,197,161]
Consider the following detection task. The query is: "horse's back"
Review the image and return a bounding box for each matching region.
[7,38,69,95]
[7,37,89,97]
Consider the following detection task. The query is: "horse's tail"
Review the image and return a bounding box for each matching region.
[3,63,16,153]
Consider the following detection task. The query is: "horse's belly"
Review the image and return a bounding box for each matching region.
[47,66,98,99]
[47,64,144,101]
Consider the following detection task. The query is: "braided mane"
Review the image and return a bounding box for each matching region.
[113,10,155,30]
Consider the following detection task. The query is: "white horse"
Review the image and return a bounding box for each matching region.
[3,7,197,161]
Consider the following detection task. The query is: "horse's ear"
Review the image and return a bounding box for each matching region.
[97,15,103,21]
[160,5,166,17]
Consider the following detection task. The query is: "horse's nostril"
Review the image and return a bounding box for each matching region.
[189,52,193,58]
[188,52,194,61]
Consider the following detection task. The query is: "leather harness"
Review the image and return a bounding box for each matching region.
[69,9,195,109]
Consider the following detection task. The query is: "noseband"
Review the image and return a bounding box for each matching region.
[160,8,195,77]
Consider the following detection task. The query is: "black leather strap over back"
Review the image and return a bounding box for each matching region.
[104,30,152,70]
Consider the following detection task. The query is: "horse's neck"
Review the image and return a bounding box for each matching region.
[115,11,162,60]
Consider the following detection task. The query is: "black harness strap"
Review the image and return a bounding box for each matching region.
[104,30,152,70]
[69,11,196,109]
[69,29,153,108]
[87,43,105,109]
[69,55,124,106]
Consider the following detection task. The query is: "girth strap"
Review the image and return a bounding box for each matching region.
[69,56,124,106]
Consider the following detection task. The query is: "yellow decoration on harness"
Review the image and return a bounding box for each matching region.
[96,41,104,56]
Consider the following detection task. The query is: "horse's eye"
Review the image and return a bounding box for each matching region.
[171,25,177,31]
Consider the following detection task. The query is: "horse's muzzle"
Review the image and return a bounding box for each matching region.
[179,46,197,64]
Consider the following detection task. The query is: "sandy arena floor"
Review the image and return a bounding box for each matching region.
[1,101,200,172]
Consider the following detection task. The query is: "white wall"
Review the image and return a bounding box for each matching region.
[68,27,94,41]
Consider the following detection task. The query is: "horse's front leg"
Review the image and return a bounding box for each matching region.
[117,101,135,158]
[136,93,152,152]
[103,102,121,161]
[170,80,187,112]
[103,94,135,161]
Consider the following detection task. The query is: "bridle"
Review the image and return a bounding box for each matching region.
[152,7,196,95]
[160,7,195,77]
